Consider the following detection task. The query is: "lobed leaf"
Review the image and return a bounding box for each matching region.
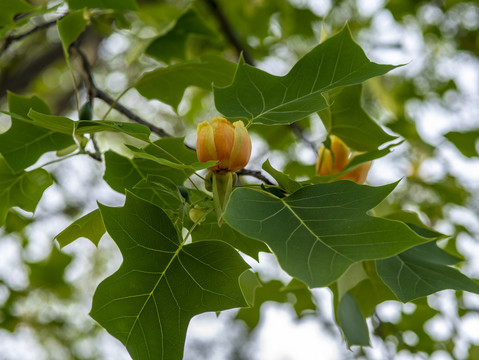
[223,181,431,287]
[214,26,397,125]
[377,242,479,302]
[92,192,248,360]
[0,156,52,226]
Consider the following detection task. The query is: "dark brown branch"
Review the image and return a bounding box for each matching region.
[0,15,67,58]
[237,168,274,185]
[202,0,254,65]
[71,44,174,139]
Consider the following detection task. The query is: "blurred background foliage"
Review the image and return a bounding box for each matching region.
[0,0,479,359]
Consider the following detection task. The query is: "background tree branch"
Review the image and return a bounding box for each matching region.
[71,43,174,139]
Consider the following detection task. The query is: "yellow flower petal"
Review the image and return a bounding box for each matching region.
[228,121,252,172]
[196,120,217,163]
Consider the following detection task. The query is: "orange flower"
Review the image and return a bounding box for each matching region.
[196,117,252,172]
[315,135,371,184]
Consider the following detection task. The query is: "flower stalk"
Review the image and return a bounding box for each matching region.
[196,117,251,225]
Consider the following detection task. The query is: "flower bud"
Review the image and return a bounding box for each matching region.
[196,117,251,172]
[189,205,207,224]
[316,135,371,184]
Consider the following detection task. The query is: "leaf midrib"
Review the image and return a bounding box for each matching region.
[250,60,372,122]
[122,223,185,352]
[281,197,354,263]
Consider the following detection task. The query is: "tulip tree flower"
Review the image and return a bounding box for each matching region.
[316,135,371,184]
[196,117,252,225]
[196,116,252,172]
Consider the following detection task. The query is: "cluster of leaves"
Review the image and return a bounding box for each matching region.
[1,0,479,359]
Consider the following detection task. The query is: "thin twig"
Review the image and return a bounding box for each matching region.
[202,0,254,65]
[237,168,274,185]
[0,15,67,58]
[71,44,174,139]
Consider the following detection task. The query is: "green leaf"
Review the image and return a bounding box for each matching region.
[0,156,52,226]
[28,247,73,298]
[282,278,316,317]
[27,109,152,142]
[444,129,479,158]
[331,262,371,346]
[125,145,216,171]
[383,210,447,240]
[348,261,397,317]
[0,0,34,26]
[337,292,370,346]
[145,8,219,63]
[135,55,236,111]
[239,270,262,307]
[262,159,301,193]
[0,93,75,172]
[103,138,197,194]
[377,242,479,302]
[57,10,88,51]
[55,209,106,248]
[318,85,396,151]
[236,278,316,329]
[284,161,317,180]
[133,175,183,210]
[4,209,33,233]
[67,0,138,11]
[235,280,286,329]
[92,192,248,360]
[337,262,368,299]
[76,120,151,141]
[25,110,74,134]
[223,181,430,287]
[214,27,397,125]
[191,212,270,261]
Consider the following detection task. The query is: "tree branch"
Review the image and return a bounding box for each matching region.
[71,44,174,139]
[237,168,274,185]
[202,0,254,65]
[0,15,66,58]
